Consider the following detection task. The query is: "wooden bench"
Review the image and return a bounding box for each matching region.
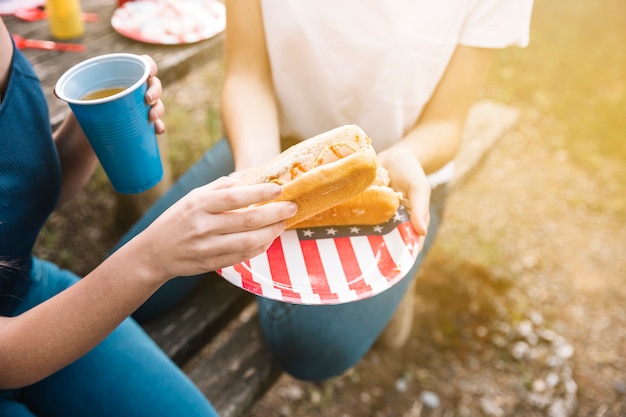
[141,99,521,417]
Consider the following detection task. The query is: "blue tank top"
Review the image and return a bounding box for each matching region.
[0,41,62,315]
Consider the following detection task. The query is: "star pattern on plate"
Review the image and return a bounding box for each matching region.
[295,206,411,240]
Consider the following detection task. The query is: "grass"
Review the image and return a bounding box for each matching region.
[160,59,225,179]
[485,0,626,216]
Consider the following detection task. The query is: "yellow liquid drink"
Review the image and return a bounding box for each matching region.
[46,0,85,40]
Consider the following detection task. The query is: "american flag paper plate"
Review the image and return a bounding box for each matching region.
[217,207,421,305]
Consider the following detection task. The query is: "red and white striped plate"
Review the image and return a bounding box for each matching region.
[111,0,225,45]
[217,207,421,305]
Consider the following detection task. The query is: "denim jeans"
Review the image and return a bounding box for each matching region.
[257,183,448,380]
[0,259,218,417]
[0,143,237,416]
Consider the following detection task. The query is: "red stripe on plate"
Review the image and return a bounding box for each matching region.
[334,236,372,295]
[300,239,340,302]
[234,261,261,294]
[267,237,302,303]
[397,221,420,257]
[368,234,402,282]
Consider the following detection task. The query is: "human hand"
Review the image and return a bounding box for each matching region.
[141,55,165,135]
[377,147,431,242]
[132,176,297,282]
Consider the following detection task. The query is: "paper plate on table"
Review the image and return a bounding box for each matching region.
[111,0,226,45]
[217,206,421,305]
[0,0,44,15]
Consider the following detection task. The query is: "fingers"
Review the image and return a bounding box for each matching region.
[145,73,162,106]
[212,200,298,235]
[204,175,239,190]
[408,179,430,236]
[142,55,165,135]
[140,184,295,278]
[378,147,431,236]
[196,221,287,271]
[141,54,158,77]
[182,181,297,236]
[193,181,285,213]
[228,170,246,180]
[169,191,295,273]
[149,101,165,135]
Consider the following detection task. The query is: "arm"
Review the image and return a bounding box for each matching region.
[377,45,496,235]
[53,56,166,206]
[0,178,297,389]
[0,19,10,100]
[221,0,281,172]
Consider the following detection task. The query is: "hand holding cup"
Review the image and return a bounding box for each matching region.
[55,53,166,194]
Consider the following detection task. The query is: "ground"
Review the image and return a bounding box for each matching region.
[33,1,626,415]
[247,107,626,417]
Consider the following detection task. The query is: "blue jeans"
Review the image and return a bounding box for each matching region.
[0,259,218,417]
[120,139,448,381]
[0,144,237,416]
[257,183,447,380]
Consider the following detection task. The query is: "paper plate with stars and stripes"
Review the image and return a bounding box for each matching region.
[217,206,421,305]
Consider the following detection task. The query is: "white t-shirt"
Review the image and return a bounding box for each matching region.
[261,0,533,185]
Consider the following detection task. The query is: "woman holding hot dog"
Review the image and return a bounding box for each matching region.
[219,0,534,380]
[0,17,296,416]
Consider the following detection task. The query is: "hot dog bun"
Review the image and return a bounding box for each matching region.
[237,125,378,228]
[291,166,401,229]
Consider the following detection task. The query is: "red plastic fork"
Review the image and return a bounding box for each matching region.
[11,34,86,52]
[13,7,99,22]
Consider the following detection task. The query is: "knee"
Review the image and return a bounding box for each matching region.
[265,337,364,382]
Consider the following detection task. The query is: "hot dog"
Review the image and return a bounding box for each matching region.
[290,165,401,229]
[237,125,378,228]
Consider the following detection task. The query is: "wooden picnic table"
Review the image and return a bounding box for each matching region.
[4,0,226,224]
[3,0,224,129]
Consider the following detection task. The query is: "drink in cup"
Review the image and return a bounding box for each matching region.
[46,0,85,40]
[55,53,163,194]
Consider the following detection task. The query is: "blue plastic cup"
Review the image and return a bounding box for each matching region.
[54,53,163,194]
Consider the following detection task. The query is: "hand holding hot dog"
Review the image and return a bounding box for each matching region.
[377,145,431,238]
[119,176,298,283]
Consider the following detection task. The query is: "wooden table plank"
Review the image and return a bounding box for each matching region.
[143,277,253,366]
[185,304,283,417]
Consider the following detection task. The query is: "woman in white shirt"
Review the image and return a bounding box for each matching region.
[219,0,533,380]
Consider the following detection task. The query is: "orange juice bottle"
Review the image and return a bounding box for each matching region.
[46,0,85,40]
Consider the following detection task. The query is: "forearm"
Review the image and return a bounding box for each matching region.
[0,239,165,389]
[383,120,463,176]
[380,45,496,187]
[221,75,281,171]
[222,0,280,172]
[53,114,98,206]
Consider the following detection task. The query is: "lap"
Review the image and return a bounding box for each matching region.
[20,318,217,417]
[2,259,218,417]
[257,184,449,380]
